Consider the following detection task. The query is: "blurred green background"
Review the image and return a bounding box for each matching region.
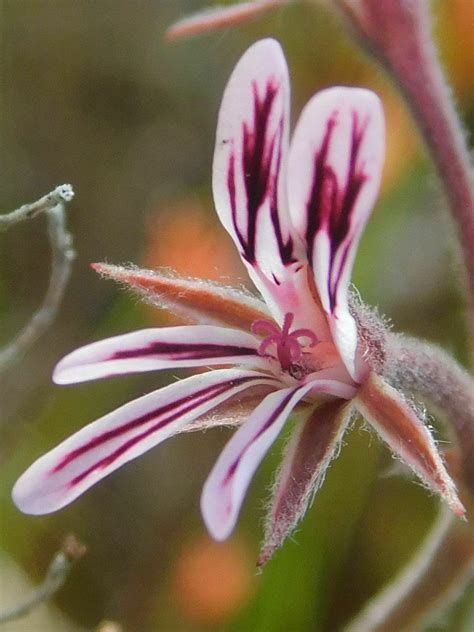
[1,1,473,630]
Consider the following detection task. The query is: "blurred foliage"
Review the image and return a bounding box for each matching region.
[0,1,473,630]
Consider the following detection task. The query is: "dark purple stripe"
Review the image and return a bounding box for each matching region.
[223,388,299,485]
[68,381,243,488]
[227,79,293,269]
[305,111,368,311]
[110,342,258,361]
[52,376,257,476]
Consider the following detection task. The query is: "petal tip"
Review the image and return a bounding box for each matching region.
[12,474,49,516]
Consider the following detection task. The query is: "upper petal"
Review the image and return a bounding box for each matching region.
[13,369,279,515]
[213,38,293,279]
[212,39,325,333]
[201,381,316,541]
[53,325,267,384]
[288,87,385,379]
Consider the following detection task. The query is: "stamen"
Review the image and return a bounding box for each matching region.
[292,328,318,348]
[251,319,280,337]
[251,312,319,373]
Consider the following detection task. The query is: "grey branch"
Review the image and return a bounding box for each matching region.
[0,185,75,370]
[0,184,74,231]
[0,535,87,625]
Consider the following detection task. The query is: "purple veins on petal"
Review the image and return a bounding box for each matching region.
[201,383,315,541]
[305,111,368,312]
[228,78,293,266]
[53,326,266,384]
[52,378,255,477]
[110,341,257,361]
[12,370,278,515]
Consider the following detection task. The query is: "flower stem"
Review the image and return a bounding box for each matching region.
[336,0,474,357]
[344,509,474,632]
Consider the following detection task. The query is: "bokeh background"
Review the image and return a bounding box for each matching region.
[1,1,473,630]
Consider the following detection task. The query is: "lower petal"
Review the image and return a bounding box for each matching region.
[13,369,279,516]
[201,382,315,541]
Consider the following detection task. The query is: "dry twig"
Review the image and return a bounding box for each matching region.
[0,185,75,371]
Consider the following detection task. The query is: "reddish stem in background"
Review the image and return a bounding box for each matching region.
[337,0,474,359]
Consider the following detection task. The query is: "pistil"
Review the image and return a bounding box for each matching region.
[251,312,318,372]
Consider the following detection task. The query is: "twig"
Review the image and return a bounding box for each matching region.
[0,185,74,232]
[0,535,87,624]
[0,185,75,371]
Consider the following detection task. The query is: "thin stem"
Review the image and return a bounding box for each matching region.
[0,186,75,371]
[344,509,474,632]
[0,535,87,624]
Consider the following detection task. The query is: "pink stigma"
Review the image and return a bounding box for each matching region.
[251,312,318,371]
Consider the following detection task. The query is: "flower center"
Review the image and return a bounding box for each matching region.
[251,312,318,372]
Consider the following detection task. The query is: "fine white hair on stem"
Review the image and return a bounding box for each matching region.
[0,534,86,624]
[0,185,75,371]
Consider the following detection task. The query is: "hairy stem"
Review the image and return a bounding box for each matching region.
[336,0,474,354]
[344,509,474,632]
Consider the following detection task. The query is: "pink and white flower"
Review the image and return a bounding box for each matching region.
[13,39,464,563]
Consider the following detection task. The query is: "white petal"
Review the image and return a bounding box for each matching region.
[13,369,279,515]
[53,325,267,384]
[212,39,326,334]
[288,87,385,379]
[201,382,314,541]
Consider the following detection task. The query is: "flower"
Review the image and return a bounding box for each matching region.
[13,39,464,564]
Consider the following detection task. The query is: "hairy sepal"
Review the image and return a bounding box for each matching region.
[92,263,269,329]
[356,372,465,517]
[259,400,352,566]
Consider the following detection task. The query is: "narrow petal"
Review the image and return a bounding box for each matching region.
[212,40,326,333]
[201,382,315,541]
[213,38,292,276]
[355,372,465,517]
[259,400,353,566]
[13,369,279,515]
[288,88,385,379]
[53,325,267,384]
[92,263,270,330]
